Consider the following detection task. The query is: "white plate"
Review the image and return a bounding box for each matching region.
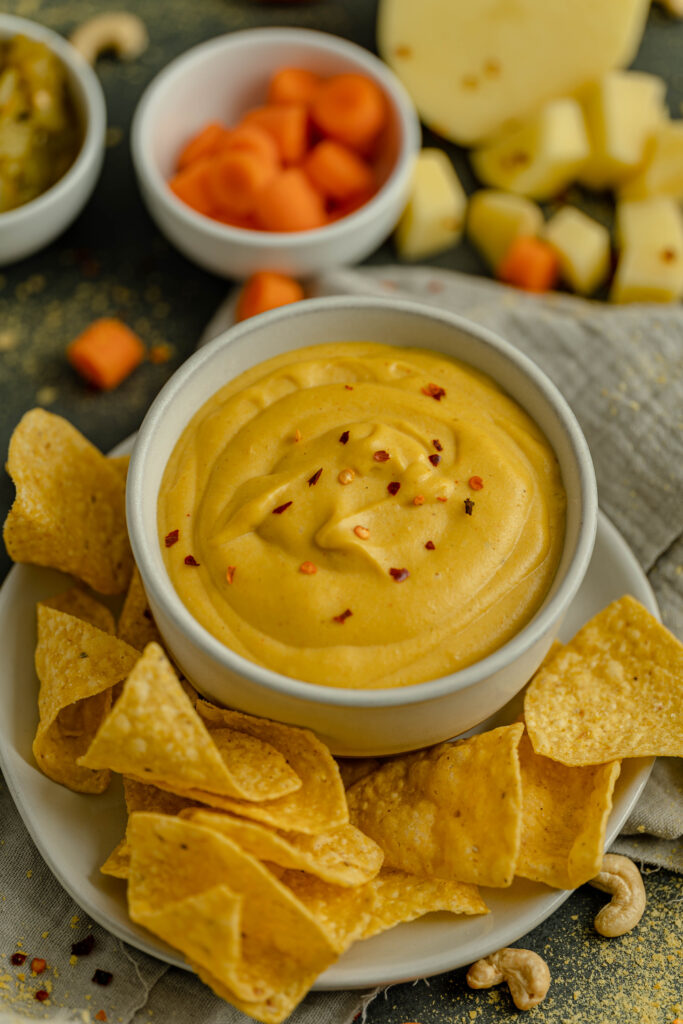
[0,506,656,990]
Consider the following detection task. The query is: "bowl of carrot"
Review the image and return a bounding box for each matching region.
[131,27,420,279]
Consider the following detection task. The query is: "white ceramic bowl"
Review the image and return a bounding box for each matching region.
[0,14,106,267]
[130,28,420,279]
[128,296,597,756]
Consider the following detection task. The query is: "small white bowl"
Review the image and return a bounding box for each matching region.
[128,297,598,756]
[130,28,420,279]
[0,14,106,267]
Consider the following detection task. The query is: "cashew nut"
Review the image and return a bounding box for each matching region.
[588,853,646,937]
[466,947,550,1010]
[69,12,149,65]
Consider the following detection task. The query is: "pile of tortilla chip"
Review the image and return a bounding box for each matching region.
[4,412,683,1023]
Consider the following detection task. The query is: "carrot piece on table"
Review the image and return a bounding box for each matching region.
[497,236,560,292]
[311,73,386,153]
[221,124,281,169]
[236,272,305,322]
[242,104,309,165]
[169,160,214,216]
[254,168,327,232]
[304,139,375,202]
[268,67,322,108]
[207,150,277,216]
[177,122,230,170]
[67,318,145,390]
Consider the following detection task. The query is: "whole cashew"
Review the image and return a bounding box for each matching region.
[466,947,550,1010]
[588,853,646,937]
[69,12,149,65]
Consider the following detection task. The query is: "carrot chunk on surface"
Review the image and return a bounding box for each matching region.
[207,150,277,216]
[254,168,327,232]
[177,122,230,170]
[497,236,560,292]
[236,272,305,321]
[169,160,214,216]
[242,104,309,165]
[268,67,322,108]
[311,73,386,152]
[304,139,375,201]
[67,319,145,390]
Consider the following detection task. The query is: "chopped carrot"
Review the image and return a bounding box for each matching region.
[67,318,145,391]
[497,236,560,292]
[207,150,276,216]
[304,140,374,202]
[213,210,259,230]
[327,188,375,222]
[268,67,322,108]
[221,124,280,169]
[254,168,326,232]
[236,272,305,322]
[169,160,214,216]
[311,73,386,153]
[242,104,309,165]
[177,122,230,170]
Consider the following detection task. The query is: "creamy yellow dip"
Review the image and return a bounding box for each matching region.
[159,343,566,689]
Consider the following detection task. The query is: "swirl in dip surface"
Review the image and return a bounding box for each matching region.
[159,342,566,689]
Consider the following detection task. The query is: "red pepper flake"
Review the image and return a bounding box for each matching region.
[272,501,293,514]
[425,541,435,550]
[164,529,179,547]
[226,566,236,584]
[387,481,401,495]
[437,495,448,502]
[432,439,443,451]
[339,430,350,444]
[389,567,410,582]
[95,1012,108,1022]
[31,958,47,975]
[10,952,26,966]
[413,494,425,506]
[308,467,323,486]
[464,498,475,516]
[35,989,49,1002]
[421,383,446,401]
[333,608,352,624]
[428,454,441,466]
[300,561,317,575]
[469,476,484,491]
[344,384,354,390]
[71,934,96,956]
[294,428,302,443]
[373,450,390,462]
[184,555,200,566]
[92,969,113,986]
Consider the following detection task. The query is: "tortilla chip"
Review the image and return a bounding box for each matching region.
[33,605,140,793]
[347,723,524,887]
[362,867,488,938]
[40,587,116,635]
[525,596,683,765]
[78,644,301,802]
[182,702,348,835]
[4,409,132,593]
[127,813,336,1022]
[182,810,383,887]
[271,867,375,953]
[108,454,130,481]
[516,728,621,889]
[101,777,201,879]
[117,565,163,651]
[336,757,382,789]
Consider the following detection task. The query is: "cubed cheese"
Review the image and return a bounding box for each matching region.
[619,121,683,200]
[543,206,611,295]
[395,149,467,261]
[467,191,544,271]
[610,197,683,303]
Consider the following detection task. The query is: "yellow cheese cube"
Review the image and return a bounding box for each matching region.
[619,121,683,200]
[543,206,611,295]
[610,197,683,303]
[577,71,667,190]
[467,191,544,271]
[395,149,467,261]
[470,99,590,201]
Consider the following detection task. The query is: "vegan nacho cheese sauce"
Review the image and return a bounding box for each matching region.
[159,342,566,689]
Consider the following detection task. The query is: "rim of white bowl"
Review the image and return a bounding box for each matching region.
[0,14,106,228]
[131,26,421,247]
[128,295,598,709]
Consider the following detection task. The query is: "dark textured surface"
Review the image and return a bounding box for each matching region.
[0,2,681,1021]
